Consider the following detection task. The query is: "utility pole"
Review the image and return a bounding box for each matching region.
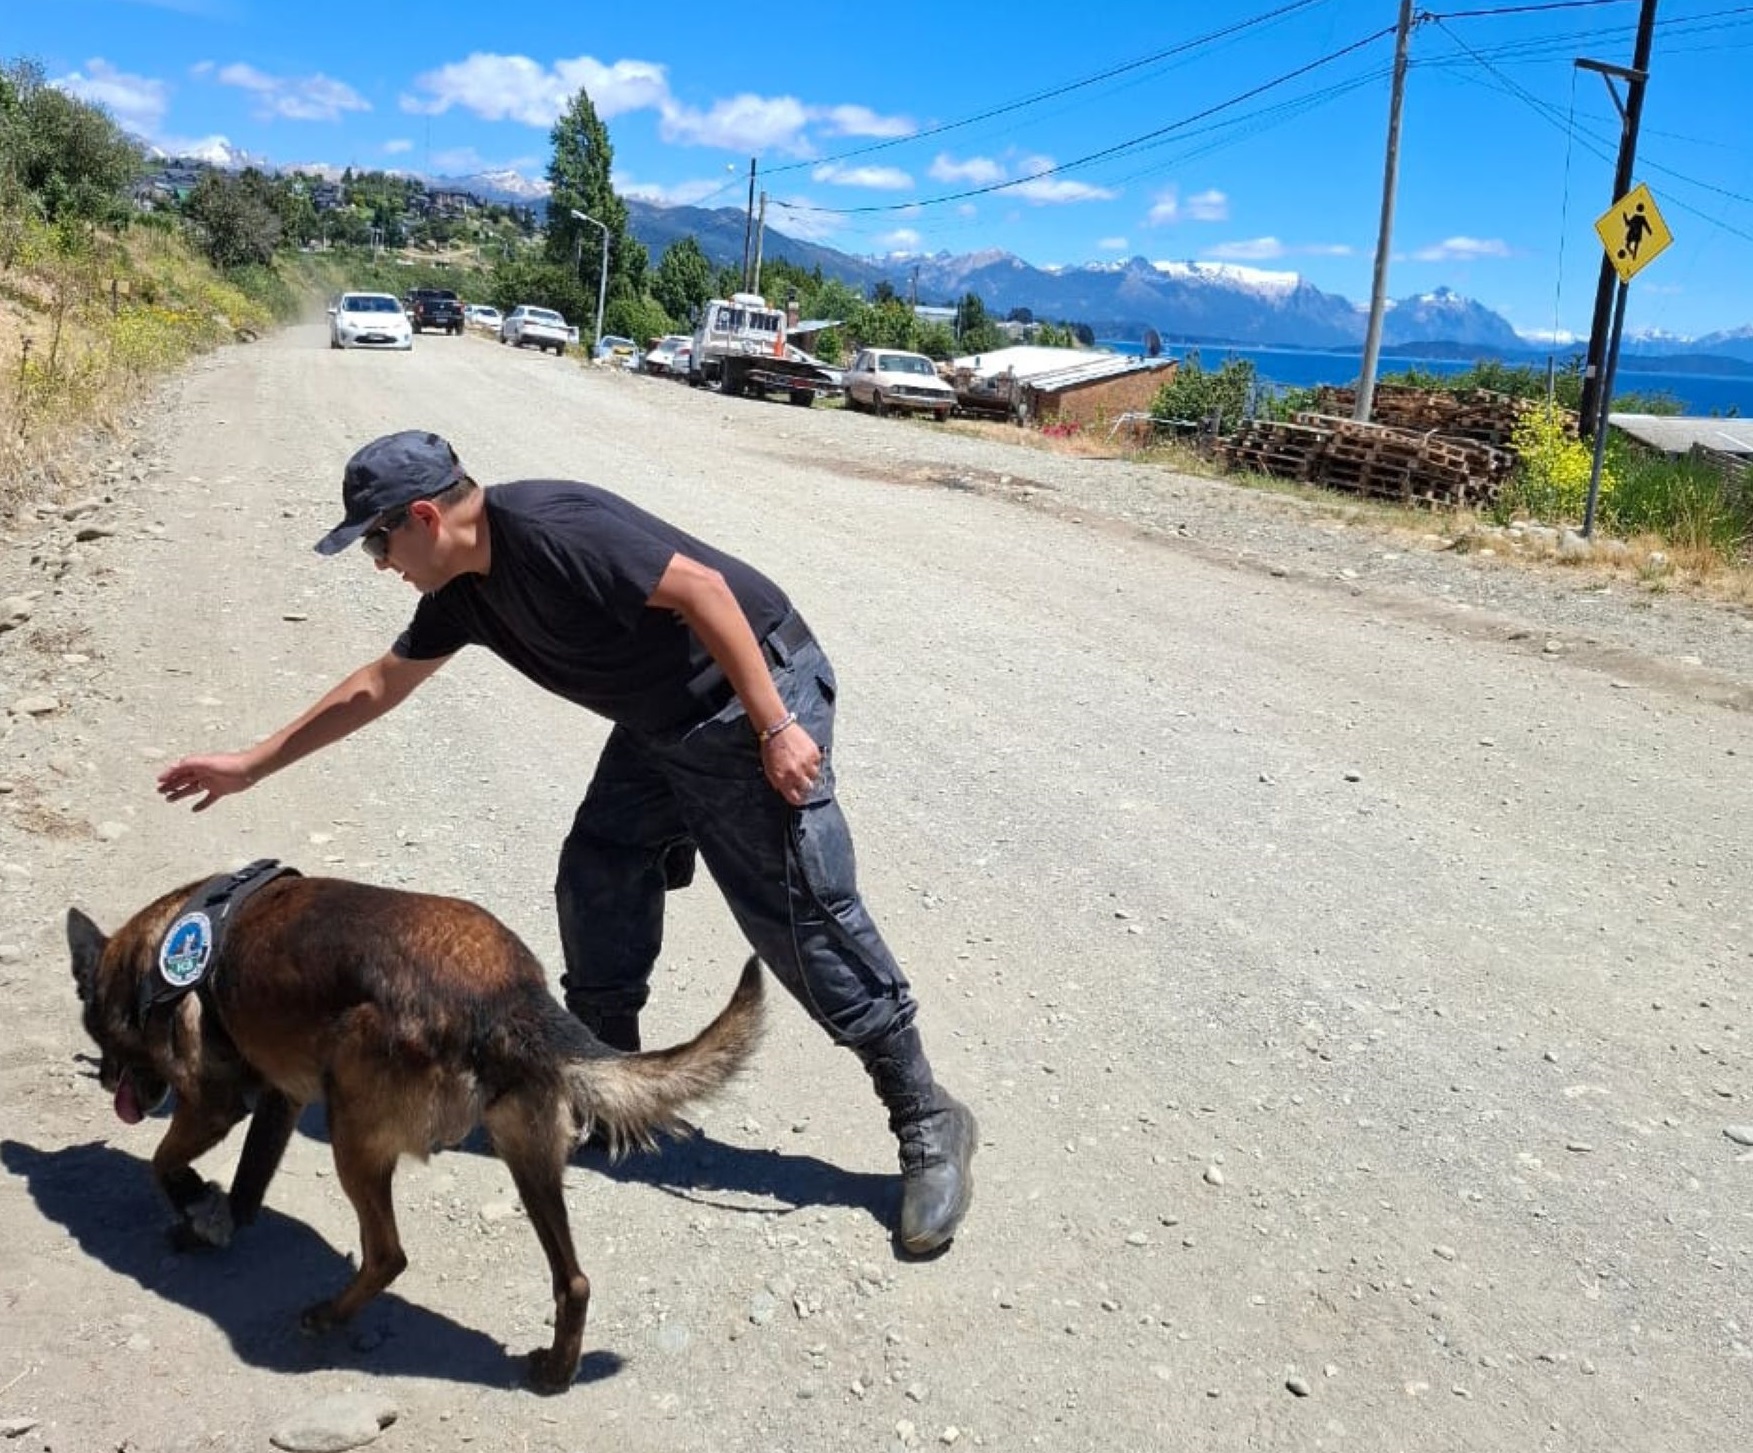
[1355,0,1417,423]
[1575,0,1659,438]
[741,158,757,292]
[751,192,768,298]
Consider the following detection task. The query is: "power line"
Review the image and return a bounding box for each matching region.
[773,24,1397,218]
[759,0,1339,178]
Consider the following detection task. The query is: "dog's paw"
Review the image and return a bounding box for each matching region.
[526,1346,576,1395]
[300,1298,344,1335]
[169,1182,234,1250]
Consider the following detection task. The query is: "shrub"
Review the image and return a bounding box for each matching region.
[1149,353,1258,435]
[1497,401,1608,525]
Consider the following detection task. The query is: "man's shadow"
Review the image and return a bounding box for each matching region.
[0,1134,625,1391]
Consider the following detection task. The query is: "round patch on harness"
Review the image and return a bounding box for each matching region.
[159,910,214,988]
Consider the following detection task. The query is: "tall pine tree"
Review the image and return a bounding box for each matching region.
[545,89,645,336]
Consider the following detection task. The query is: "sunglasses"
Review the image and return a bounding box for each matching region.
[360,507,412,562]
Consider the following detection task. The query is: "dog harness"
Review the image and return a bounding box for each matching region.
[143,858,301,1019]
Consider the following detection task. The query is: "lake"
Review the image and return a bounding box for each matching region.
[1099,341,1753,418]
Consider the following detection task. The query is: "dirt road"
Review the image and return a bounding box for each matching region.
[2,326,1748,1452]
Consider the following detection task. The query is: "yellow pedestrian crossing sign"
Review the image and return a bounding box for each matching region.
[1595,182,1672,284]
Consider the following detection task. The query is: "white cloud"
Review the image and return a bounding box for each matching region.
[659,93,813,155]
[1098,236,1129,251]
[930,153,1005,186]
[214,62,370,122]
[54,59,171,136]
[615,171,747,207]
[1208,237,1287,261]
[1302,243,1354,257]
[383,138,413,155]
[403,53,668,128]
[1186,189,1229,222]
[877,228,922,252]
[812,163,912,190]
[1006,174,1118,205]
[815,104,914,138]
[1148,186,1228,224]
[552,58,670,117]
[1412,236,1510,262]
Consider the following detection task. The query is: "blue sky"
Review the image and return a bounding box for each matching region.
[16,0,1753,342]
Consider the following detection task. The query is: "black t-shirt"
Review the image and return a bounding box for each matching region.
[393,480,791,732]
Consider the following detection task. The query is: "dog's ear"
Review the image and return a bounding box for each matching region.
[66,907,109,1003]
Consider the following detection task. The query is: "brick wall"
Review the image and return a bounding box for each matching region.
[1030,363,1177,428]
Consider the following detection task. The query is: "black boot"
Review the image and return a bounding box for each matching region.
[858,1026,977,1254]
[571,1004,641,1053]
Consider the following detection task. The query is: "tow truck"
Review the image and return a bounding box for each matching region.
[688,293,840,407]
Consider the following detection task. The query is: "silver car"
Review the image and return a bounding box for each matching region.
[328,292,413,351]
[844,348,956,419]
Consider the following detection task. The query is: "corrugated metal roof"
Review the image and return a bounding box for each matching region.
[951,345,1108,378]
[951,345,1173,392]
[1021,354,1176,393]
[1608,412,1753,455]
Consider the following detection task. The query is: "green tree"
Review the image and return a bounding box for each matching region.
[651,236,714,325]
[545,88,644,342]
[955,292,1004,353]
[185,168,282,270]
[0,57,144,225]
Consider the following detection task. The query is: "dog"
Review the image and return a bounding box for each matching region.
[66,867,764,1393]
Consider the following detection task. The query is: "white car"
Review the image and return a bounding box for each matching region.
[465,304,503,333]
[500,305,572,355]
[643,334,692,377]
[843,348,956,419]
[328,292,413,351]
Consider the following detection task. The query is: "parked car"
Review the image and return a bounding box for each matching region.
[843,348,957,419]
[499,305,571,355]
[594,335,639,367]
[328,292,413,352]
[464,304,503,333]
[406,287,464,335]
[642,333,692,377]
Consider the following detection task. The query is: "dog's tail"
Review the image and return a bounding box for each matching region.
[566,956,766,1156]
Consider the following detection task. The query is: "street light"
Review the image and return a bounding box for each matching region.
[570,209,608,355]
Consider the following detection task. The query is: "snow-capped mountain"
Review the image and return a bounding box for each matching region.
[147,138,265,170]
[1381,287,1523,351]
[437,168,551,203]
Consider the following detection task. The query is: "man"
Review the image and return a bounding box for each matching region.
[156,429,975,1254]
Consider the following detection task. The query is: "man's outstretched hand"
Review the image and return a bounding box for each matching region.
[156,754,256,812]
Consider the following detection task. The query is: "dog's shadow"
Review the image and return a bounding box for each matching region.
[307,1105,901,1235]
[0,1135,623,1392]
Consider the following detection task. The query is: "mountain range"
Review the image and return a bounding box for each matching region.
[160,148,1753,365]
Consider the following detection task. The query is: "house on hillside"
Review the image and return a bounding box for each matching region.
[948,345,1177,427]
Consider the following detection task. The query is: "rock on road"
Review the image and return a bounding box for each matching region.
[0,323,1747,1452]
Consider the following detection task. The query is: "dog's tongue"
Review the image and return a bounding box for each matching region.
[114,1073,144,1125]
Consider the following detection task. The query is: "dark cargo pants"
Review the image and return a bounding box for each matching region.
[555,626,917,1050]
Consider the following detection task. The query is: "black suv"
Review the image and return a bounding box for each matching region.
[407,288,464,335]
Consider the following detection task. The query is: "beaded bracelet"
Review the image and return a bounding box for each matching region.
[757,710,797,745]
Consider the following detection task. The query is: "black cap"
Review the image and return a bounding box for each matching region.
[314,430,468,556]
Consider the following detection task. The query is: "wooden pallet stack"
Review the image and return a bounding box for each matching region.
[1310,385,1548,447]
[1213,418,1334,480]
[1217,406,1516,508]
